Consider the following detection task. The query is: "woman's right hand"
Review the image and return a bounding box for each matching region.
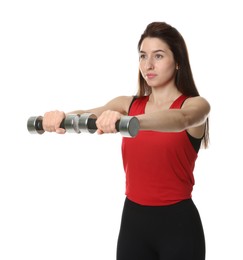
[42,110,66,134]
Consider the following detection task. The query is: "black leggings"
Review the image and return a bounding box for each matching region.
[117,198,205,260]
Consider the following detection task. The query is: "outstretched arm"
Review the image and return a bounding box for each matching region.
[137,96,210,138]
[42,96,133,134]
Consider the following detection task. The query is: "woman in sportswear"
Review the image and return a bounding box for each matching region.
[42,22,210,260]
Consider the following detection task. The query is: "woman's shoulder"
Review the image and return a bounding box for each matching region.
[184,96,210,110]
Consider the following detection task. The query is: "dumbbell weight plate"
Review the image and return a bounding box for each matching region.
[119,116,140,137]
[27,116,45,134]
[78,113,97,134]
[64,114,80,133]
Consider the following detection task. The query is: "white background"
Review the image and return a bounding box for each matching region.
[0,0,242,259]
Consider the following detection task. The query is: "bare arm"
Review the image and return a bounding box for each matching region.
[137,96,210,137]
[42,96,133,133]
[68,96,133,117]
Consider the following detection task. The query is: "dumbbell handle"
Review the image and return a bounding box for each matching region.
[86,118,120,131]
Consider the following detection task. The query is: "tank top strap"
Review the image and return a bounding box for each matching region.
[170,95,189,109]
[129,96,149,115]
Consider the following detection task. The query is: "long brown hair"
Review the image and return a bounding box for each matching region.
[137,22,209,148]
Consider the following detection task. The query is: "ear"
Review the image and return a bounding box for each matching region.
[176,64,179,70]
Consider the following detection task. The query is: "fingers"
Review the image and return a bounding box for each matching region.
[96,129,104,135]
[42,110,122,135]
[42,110,66,134]
[56,128,66,134]
[96,110,122,134]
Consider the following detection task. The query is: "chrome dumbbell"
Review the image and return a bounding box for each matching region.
[27,113,140,137]
[27,114,80,134]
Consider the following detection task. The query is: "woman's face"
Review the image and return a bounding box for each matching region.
[139,37,177,89]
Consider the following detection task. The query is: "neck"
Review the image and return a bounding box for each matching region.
[149,86,181,105]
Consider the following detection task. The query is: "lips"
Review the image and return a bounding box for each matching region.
[146,73,157,79]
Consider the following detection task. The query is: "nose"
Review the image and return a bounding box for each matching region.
[145,56,154,70]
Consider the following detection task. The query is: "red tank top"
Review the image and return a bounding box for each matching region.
[122,95,198,206]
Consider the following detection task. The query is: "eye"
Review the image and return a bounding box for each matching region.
[155,54,163,60]
[139,53,147,60]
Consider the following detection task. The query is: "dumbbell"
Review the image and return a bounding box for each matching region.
[27,113,140,137]
[27,114,80,134]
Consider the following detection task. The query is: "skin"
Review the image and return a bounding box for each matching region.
[43,37,210,138]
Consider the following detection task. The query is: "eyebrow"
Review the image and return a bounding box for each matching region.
[139,49,166,54]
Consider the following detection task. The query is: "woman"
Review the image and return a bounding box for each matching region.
[43,22,210,260]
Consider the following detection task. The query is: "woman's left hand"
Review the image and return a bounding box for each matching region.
[95,110,123,135]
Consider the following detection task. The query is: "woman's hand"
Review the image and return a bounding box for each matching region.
[42,110,66,134]
[95,110,123,135]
